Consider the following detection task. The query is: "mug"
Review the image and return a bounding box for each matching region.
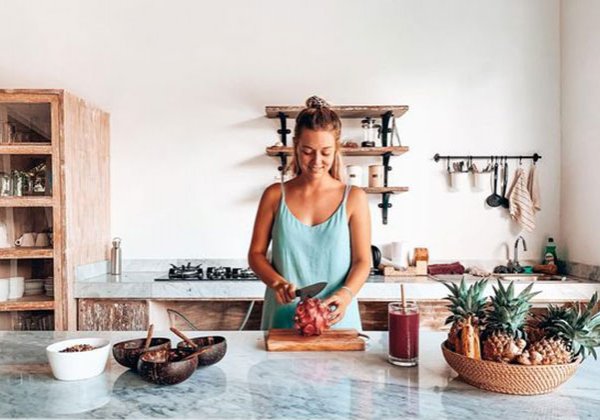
[35,232,50,247]
[15,232,36,247]
[472,171,489,192]
[8,276,24,299]
[0,222,9,247]
[449,171,469,191]
[0,278,8,302]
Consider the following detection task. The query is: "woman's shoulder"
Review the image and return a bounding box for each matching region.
[346,185,367,214]
[346,185,367,201]
[263,182,283,201]
[259,183,284,213]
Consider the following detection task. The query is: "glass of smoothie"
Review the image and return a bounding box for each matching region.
[388,301,419,366]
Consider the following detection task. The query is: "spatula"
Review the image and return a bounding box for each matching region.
[500,160,510,208]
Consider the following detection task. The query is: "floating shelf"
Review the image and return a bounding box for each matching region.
[0,295,54,312]
[0,247,53,259]
[0,143,53,155]
[265,103,410,224]
[266,146,409,157]
[363,187,409,194]
[265,105,409,119]
[0,196,54,207]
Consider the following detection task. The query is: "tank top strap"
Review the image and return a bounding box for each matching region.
[342,184,351,203]
[280,178,286,199]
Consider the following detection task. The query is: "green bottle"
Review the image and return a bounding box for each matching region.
[543,237,558,265]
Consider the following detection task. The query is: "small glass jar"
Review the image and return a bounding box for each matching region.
[388,301,419,366]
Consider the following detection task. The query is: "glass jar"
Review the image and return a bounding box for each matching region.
[388,301,419,366]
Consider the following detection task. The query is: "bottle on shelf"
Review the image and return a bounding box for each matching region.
[110,237,122,275]
[543,237,558,265]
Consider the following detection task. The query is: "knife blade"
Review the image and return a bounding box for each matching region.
[295,282,327,299]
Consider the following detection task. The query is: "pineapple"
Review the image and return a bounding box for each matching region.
[442,278,488,359]
[519,292,600,365]
[525,304,571,344]
[481,281,540,363]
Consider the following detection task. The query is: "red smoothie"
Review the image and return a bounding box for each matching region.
[388,303,419,365]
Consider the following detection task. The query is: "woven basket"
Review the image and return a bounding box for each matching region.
[441,342,581,395]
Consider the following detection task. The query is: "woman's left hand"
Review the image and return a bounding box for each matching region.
[322,289,352,326]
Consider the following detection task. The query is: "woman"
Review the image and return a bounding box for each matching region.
[248,96,371,330]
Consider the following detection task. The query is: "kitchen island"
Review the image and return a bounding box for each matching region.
[1,331,598,418]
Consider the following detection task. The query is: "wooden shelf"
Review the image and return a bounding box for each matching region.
[0,143,52,155]
[363,187,409,194]
[0,196,54,207]
[266,146,409,157]
[0,295,54,312]
[0,247,53,259]
[265,105,409,119]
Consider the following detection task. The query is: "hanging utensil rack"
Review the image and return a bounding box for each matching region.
[433,153,542,163]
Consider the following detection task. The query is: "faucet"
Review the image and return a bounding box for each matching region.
[510,236,527,272]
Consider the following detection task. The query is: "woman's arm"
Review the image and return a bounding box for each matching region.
[323,187,371,325]
[248,184,296,304]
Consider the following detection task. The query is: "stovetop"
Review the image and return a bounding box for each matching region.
[154,263,258,281]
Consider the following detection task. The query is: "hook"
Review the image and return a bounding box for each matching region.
[446,157,450,173]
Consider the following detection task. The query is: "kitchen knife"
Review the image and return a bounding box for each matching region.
[295,282,327,299]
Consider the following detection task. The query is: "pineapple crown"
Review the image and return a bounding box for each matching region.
[485,281,541,339]
[535,303,573,331]
[442,278,489,326]
[552,292,600,360]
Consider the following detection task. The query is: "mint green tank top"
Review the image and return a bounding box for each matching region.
[260,183,362,331]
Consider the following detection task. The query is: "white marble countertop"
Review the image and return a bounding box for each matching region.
[1,330,598,419]
[74,272,600,302]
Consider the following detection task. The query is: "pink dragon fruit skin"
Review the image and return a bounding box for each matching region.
[294,297,330,336]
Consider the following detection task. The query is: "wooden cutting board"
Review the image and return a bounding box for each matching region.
[265,328,366,351]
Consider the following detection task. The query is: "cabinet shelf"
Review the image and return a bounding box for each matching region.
[0,196,54,207]
[0,144,53,155]
[265,105,409,119]
[266,146,409,157]
[0,295,54,312]
[0,247,53,259]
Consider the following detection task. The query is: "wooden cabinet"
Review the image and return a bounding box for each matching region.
[0,89,110,330]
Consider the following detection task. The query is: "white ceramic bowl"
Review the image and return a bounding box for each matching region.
[46,338,111,381]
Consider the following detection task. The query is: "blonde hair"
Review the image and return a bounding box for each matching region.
[288,96,345,181]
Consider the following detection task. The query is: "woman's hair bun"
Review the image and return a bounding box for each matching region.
[305,95,330,109]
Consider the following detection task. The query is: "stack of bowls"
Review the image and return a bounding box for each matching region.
[24,278,44,296]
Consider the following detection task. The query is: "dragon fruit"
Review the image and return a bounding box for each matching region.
[294,297,330,336]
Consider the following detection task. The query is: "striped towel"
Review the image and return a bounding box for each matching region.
[507,167,535,232]
[527,164,541,213]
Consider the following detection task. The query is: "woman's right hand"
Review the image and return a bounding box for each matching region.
[272,281,297,304]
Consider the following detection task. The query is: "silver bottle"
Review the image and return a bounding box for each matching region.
[110,237,122,275]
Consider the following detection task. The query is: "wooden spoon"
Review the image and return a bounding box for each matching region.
[170,327,198,349]
[143,324,154,350]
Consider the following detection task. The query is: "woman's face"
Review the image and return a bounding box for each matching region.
[296,129,337,179]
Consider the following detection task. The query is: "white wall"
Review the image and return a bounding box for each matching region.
[0,0,561,264]
[560,0,600,266]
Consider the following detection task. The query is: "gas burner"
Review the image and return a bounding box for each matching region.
[206,266,232,280]
[155,263,258,281]
[168,263,203,279]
